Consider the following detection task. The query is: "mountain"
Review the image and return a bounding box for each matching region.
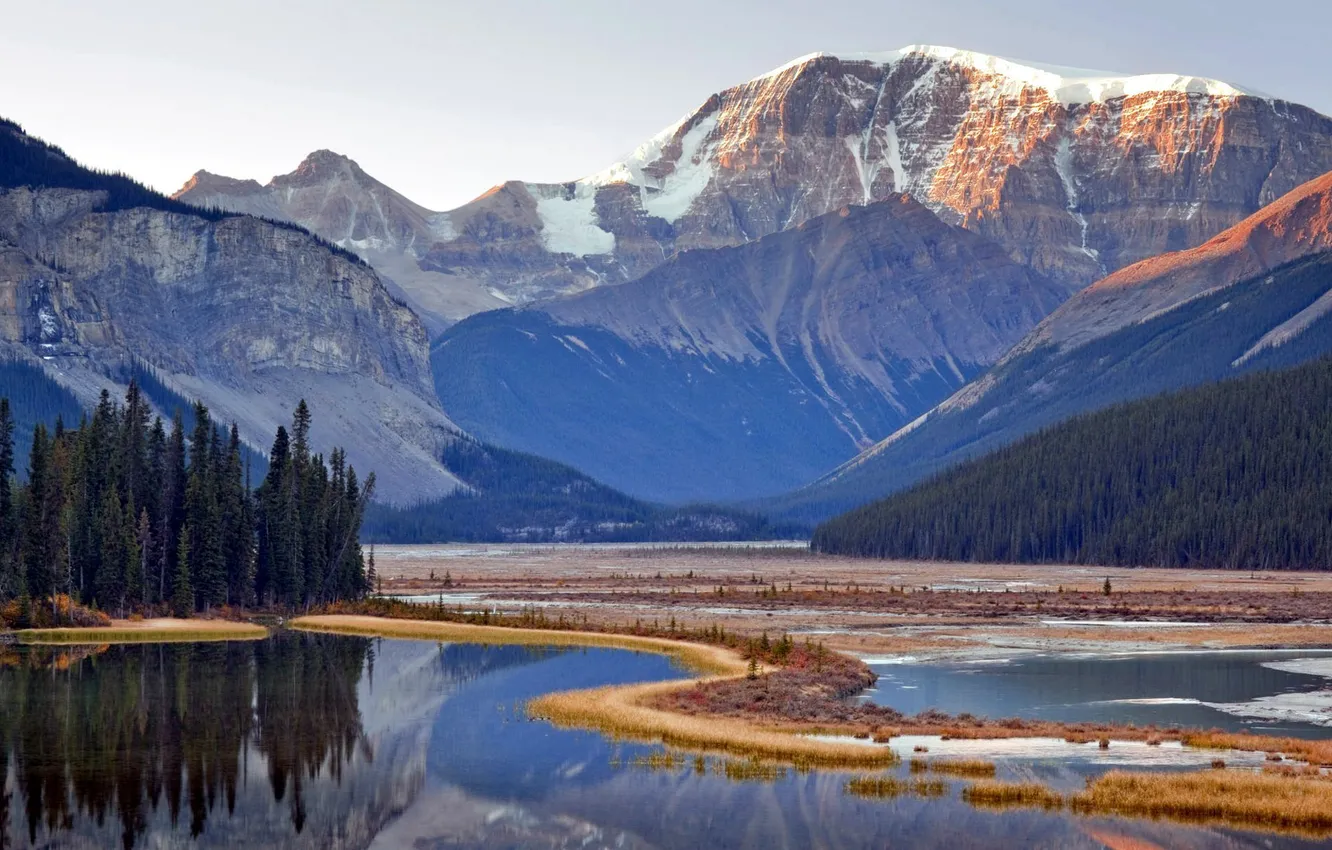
[0,118,463,504]
[811,357,1332,570]
[431,195,1066,503]
[774,170,1332,523]
[177,46,1332,327]
[362,437,805,543]
[174,152,485,332]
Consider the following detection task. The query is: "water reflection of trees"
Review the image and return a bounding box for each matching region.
[0,634,370,849]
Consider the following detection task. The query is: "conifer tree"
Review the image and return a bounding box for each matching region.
[0,398,15,598]
[173,526,193,618]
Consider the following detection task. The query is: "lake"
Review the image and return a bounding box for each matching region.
[2,634,1329,848]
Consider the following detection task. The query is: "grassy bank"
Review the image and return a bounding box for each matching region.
[292,613,898,768]
[18,618,268,644]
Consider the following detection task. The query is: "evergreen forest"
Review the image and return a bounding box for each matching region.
[812,358,1332,570]
[0,384,373,623]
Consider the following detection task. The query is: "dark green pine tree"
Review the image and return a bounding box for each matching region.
[0,398,16,599]
[95,485,127,616]
[21,424,63,620]
[221,425,254,607]
[186,403,225,611]
[172,525,194,618]
[256,426,291,605]
[159,413,188,607]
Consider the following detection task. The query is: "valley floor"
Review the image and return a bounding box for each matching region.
[371,543,1332,658]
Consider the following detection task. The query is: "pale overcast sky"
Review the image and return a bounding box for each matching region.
[3,0,1329,211]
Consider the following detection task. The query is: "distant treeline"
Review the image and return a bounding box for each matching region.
[363,437,808,543]
[0,116,366,266]
[0,385,373,621]
[812,358,1332,570]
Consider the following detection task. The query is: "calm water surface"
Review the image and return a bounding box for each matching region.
[2,635,1329,849]
[867,651,1332,736]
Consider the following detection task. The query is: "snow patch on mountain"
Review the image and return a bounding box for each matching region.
[588,113,721,223]
[759,45,1268,105]
[534,186,615,256]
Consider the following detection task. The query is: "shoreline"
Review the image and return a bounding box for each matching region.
[292,614,896,768]
[288,613,1332,771]
[15,618,269,644]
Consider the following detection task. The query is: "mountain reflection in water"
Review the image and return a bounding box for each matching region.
[0,633,550,849]
[4,635,1331,850]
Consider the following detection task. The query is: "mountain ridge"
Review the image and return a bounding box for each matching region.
[176,46,1332,331]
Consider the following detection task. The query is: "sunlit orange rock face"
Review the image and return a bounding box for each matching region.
[658,52,1332,288]
[180,48,1332,320]
[1016,169,1332,353]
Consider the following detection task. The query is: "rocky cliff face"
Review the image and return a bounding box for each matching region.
[179,47,1332,324]
[769,170,1332,523]
[175,152,495,331]
[432,196,1065,502]
[1,130,463,504]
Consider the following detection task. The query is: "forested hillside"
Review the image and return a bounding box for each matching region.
[363,437,804,543]
[773,249,1332,523]
[0,360,84,471]
[812,358,1332,569]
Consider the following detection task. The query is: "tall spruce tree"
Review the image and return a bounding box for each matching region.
[0,398,15,599]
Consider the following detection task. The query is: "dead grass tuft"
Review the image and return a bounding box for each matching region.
[845,775,950,799]
[927,758,997,778]
[962,781,1064,811]
[1071,769,1332,836]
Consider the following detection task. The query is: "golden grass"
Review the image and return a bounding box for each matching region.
[962,780,1065,811]
[533,678,900,768]
[923,758,997,778]
[845,775,948,799]
[19,618,268,644]
[291,614,740,675]
[1181,730,1332,767]
[714,757,789,782]
[1070,769,1332,836]
[294,614,898,768]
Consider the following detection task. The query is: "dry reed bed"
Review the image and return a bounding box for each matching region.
[962,780,1065,810]
[912,758,997,778]
[1071,770,1332,836]
[18,621,268,644]
[845,776,948,799]
[956,771,1332,837]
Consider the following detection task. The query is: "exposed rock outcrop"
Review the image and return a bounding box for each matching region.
[175,152,489,331]
[1,120,463,503]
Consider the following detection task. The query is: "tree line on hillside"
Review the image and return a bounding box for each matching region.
[0,116,366,267]
[0,385,373,623]
[812,358,1332,570]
